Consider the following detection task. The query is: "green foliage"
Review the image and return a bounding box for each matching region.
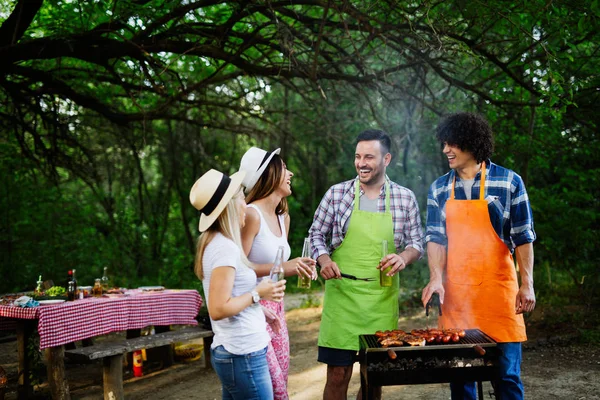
[0,0,598,314]
[579,328,600,345]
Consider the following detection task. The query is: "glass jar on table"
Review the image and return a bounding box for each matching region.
[93,279,103,297]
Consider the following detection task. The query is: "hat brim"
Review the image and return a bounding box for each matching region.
[198,170,245,232]
[244,148,281,193]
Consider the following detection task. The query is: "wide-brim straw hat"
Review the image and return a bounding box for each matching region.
[239,147,281,193]
[189,169,246,232]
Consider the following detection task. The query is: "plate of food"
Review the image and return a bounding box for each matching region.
[138,286,165,291]
[105,288,126,294]
[38,299,66,305]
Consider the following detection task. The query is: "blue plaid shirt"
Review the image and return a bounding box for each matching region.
[426,160,535,252]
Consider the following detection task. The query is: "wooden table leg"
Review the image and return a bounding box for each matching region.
[203,335,213,369]
[103,354,124,400]
[16,320,34,400]
[45,346,70,400]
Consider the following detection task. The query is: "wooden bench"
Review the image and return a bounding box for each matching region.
[65,326,214,400]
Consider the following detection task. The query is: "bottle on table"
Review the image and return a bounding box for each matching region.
[66,270,73,288]
[34,275,43,296]
[101,267,110,291]
[380,239,392,287]
[67,281,76,301]
[269,246,285,283]
[93,278,103,297]
[297,238,312,289]
[71,269,79,296]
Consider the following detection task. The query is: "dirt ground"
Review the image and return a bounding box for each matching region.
[2,294,600,399]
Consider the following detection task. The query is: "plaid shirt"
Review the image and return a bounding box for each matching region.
[426,160,536,251]
[309,176,424,259]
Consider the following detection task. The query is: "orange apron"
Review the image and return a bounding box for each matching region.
[439,163,526,343]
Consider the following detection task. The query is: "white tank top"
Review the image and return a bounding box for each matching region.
[246,204,291,282]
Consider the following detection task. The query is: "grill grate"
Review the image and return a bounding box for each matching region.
[357,328,501,395]
[360,329,496,352]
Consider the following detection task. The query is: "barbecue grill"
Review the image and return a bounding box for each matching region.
[358,329,501,400]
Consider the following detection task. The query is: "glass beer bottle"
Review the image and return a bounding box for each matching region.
[297,238,312,289]
[380,240,392,287]
[101,267,110,291]
[269,246,285,283]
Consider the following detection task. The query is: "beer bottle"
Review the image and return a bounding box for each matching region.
[101,267,110,291]
[269,246,285,283]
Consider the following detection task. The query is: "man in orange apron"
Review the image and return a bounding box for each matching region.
[309,129,424,400]
[421,112,536,400]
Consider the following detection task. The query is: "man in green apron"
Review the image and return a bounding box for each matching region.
[309,129,424,400]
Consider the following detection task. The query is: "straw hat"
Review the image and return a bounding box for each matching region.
[239,147,281,193]
[189,169,246,232]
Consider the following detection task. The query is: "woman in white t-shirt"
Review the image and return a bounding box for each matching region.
[190,168,286,400]
[239,147,316,400]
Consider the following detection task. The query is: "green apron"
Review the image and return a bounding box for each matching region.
[318,180,398,351]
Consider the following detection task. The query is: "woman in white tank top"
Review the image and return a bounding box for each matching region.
[190,168,286,400]
[240,147,316,400]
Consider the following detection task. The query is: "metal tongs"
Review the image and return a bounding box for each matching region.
[340,272,375,282]
[425,292,442,317]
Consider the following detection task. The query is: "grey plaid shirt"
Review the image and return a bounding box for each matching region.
[309,176,424,260]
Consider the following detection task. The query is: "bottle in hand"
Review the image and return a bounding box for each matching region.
[380,240,392,287]
[297,238,312,289]
[269,246,285,283]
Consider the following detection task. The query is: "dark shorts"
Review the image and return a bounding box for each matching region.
[317,346,358,366]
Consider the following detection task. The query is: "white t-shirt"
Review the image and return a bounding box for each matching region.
[246,204,291,282]
[202,232,270,354]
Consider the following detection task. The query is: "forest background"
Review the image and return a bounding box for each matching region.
[0,0,598,337]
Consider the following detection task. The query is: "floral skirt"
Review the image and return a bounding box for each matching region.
[260,299,289,400]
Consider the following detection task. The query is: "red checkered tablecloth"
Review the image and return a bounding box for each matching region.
[0,289,203,349]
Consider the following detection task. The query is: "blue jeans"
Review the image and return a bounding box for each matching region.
[210,345,273,400]
[450,342,524,400]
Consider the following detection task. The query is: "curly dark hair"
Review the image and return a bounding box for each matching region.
[436,112,494,163]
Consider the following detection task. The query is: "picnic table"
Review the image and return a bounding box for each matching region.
[0,288,203,400]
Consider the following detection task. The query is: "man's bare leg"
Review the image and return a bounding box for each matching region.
[324,365,354,400]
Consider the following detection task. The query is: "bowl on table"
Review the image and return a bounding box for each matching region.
[78,286,92,298]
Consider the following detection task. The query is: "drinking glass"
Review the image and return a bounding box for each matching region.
[298,238,312,289]
[380,239,392,287]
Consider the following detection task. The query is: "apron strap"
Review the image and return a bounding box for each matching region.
[384,180,390,212]
[451,162,487,200]
[479,162,486,200]
[353,179,360,211]
[353,179,391,212]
